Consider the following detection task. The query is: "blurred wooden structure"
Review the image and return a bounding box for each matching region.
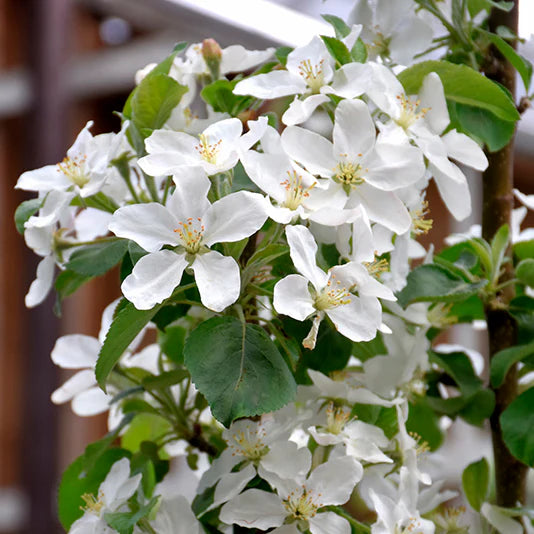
[0,1,533,533]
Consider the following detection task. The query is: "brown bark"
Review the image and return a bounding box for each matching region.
[482,1,528,509]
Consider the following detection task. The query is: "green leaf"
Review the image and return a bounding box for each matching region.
[142,369,189,391]
[448,100,515,152]
[490,224,510,279]
[501,387,534,466]
[201,79,254,116]
[510,296,534,345]
[486,32,532,92]
[462,457,489,511]
[468,0,513,16]
[517,259,534,287]
[96,300,162,390]
[131,74,188,139]
[282,317,353,384]
[184,316,297,426]
[105,496,159,534]
[14,198,43,234]
[431,350,482,396]
[66,240,129,277]
[321,14,351,38]
[58,448,130,530]
[158,324,187,364]
[490,341,534,388]
[397,60,520,121]
[459,389,495,426]
[320,36,352,66]
[514,240,534,261]
[351,38,368,63]
[121,413,172,453]
[397,264,488,308]
[54,270,93,315]
[407,398,444,451]
[275,46,293,66]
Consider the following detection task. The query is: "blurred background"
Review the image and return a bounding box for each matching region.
[0,1,533,532]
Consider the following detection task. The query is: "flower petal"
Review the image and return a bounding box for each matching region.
[282,94,330,126]
[326,295,382,342]
[233,70,306,99]
[310,511,351,534]
[71,386,113,416]
[109,203,180,253]
[441,130,488,170]
[191,250,240,312]
[261,441,312,480]
[286,225,329,290]
[51,369,97,404]
[333,99,376,159]
[211,464,256,510]
[418,72,450,135]
[203,191,267,246]
[121,250,187,310]
[167,167,212,219]
[25,255,55,308]
[273,274,316,320]
[219,489,286,530]
[281,126,336,178]
[327,62,370,99]
[16,164,71,192]
[307,456,363,505]
[51,334,100,368]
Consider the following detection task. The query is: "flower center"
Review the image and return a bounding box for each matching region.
[395,94,429,131]
[284,486,322,520]
[368,28,391,57]
[395,518,425,534]
[333,157,366,190]
[57,155,89,187]
[432,506,469,533]
[298,58,325,93]
[365,257,389,279]
[174,217,205,254]
[325,403,351,435]
[314,275,352,311]
[410,201,433,235]
[280,170,316,210]
[195,133,222,164]
[226,424,268,461]
[427,302,456,328]
[80,492,104,516]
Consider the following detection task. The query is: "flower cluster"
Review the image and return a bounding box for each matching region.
[15,0,534,532]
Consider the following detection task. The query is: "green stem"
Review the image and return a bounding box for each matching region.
[162,176,173,205]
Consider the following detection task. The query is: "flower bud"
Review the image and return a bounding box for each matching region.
[202,38,222,80]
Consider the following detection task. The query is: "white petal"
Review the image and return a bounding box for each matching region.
[366,62,405,118]
[221,45,274,74]
[328,62,371,99]
[16,165,71,192]
[333,99,376,159]
[51,369,97,404]
[71,386,113,416]
[514,188,534,210]
[286,36,333,84]
[25,256,55,308]
[430,161,472,221]
[390,15,434,66]
[102,458,142,511]
[441,130,488,170]
[151,496,202,534]
[281,126,336,178]
[197,449,241,493]
[75,208,113,241]
[109,204,180,253]
[481,503,523,534]
[326,296,381,342]
[282,94,329,126]
[273,274,316,320]
[261,441,312,480]
[168,167,211,218]
[24,225,53,257]
[51,334,100,368]
[203,191,267,246]
[310,512,351,534]
[219,489,286,529]
[191,251,240,312]
[418,72,450,135]
[121,250,187,310]
[233,70,306,99]
[350,184,411,234]
[307,456,363,505]
[26,190,73,229]
[286,225,329,290]
[212,464,256,510]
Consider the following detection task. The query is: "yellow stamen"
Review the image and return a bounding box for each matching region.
[226,424,268,461]
[395,94,429,131]
[411,201,433,235]
[195,133,222,164]
[298,58,325,93]
[174,217,205,254]
[333,159,366,189]
[314,274,352,311]
[280,170,316,210]
[427,302,457,328]
[365,257,389,279]
[283,486,322,520]
[57,155,89,187]
[80,493,103,515]
[325,403,351,435]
